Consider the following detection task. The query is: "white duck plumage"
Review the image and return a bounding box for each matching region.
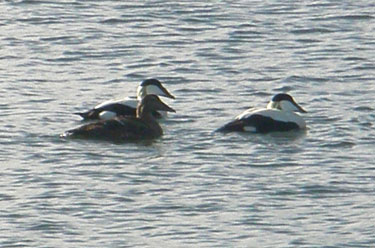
[217,93,307,133]
[75,78,174,120]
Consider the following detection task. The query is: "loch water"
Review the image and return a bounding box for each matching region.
[1,1,375,247]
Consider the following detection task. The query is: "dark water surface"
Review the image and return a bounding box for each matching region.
[1,1,375,247]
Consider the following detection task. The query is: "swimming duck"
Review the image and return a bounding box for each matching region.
[64,95,176,141]
[217,93,307,133]
[75,78,175,120]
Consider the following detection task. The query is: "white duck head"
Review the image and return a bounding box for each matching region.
[267,93,306,113]
[136,78,175,100]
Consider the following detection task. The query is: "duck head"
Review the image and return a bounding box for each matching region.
[136,78,175,100]
[267,93,306,113]
[136,94,176,118]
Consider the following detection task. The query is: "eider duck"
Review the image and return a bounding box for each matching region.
[217,93,307,133]
[64,95,176,141]
[75,78,175,120]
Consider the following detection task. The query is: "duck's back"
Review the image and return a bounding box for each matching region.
[240,109,305,128]
[218,108,305,133]
[66,117,158,141]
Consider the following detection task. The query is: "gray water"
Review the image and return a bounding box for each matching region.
[1,0,375,247]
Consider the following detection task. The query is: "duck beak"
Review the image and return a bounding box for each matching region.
[158,99,176,113]
[160,84,175,99]
[165,105,176,113]
[295,103,307,113]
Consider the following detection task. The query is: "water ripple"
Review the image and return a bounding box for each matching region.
[1,0,375,247]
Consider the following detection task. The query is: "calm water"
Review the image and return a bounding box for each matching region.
[1,0,375,247]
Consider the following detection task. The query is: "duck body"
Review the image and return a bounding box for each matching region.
[217,93,306,134]
[76,98,138,120]
[64,95,175,142]
[75,78,174,121]
[217,108,305,133]
[65,116,160,141]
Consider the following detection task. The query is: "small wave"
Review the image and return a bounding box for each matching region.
[282,75,329,83]
[100,18,126,24]
[300,184,354,196]
[343,56,367,61]
[40,36,75,42]
[295,38,321,43]
[290,28,335,34]
[320,141,356,149]
[332,14,374,20]
[354,106,374,112]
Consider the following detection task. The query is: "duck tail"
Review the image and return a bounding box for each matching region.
[60,126,91,139]
[60,129,75,138]
[74,112,87,118]
[216,120,244,132]
[73,110,95,120]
